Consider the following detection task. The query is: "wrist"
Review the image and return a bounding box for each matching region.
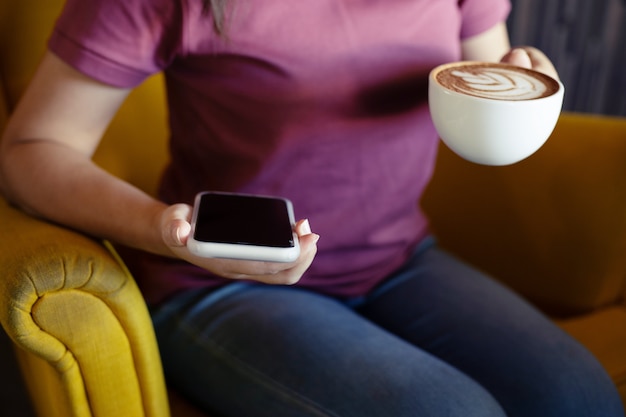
[144,201,173,257]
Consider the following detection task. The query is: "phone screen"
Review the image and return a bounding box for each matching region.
[193,192,296,248]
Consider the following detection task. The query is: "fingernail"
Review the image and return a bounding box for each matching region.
[174,227,184,246]
[301,219,312,235]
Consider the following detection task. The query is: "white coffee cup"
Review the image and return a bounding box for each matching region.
[428,61,564,166]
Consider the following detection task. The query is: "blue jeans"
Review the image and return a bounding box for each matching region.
[151,243,624,417]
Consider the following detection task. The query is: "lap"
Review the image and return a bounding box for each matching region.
[153,283,505,417]
[356,247,623,416]
[151,245,623,417]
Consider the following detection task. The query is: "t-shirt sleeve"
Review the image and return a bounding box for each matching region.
[458,0,511,40]
[48,0,184,88]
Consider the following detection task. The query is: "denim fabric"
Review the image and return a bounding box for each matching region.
[151,244,624,417]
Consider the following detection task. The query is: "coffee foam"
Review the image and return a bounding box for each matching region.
[436,63,559,101]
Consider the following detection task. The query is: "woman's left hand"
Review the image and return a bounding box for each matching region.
[500,46,560,80]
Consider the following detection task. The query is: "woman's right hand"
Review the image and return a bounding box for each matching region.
[0,52,318,285]
[159,203,320,285]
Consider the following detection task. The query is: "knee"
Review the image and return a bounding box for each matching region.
[372,367,507,417]
[436,380,506,417]
[539,375,623,417]
[511,349,624,417]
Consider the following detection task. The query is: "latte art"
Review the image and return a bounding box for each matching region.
[436,63,558,101]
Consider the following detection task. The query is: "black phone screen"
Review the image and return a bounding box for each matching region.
[193,193,295,248]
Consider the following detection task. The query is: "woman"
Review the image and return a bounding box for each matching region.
[0,0,622,415]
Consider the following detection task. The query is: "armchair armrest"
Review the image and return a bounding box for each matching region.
[0,196,170,417]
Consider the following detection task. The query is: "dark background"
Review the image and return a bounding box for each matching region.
[508,0,626,116]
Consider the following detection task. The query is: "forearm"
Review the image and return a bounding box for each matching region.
[0,139,171,257]
[0,139,321,285]
[461,22,511,62]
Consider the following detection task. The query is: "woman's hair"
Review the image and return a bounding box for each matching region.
[202,0,228,34]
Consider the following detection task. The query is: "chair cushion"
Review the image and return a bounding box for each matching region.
[422,113,626,316]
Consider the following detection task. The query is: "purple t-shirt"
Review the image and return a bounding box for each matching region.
[49,0,510,304]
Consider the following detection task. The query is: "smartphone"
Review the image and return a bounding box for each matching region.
[187,191,300,262]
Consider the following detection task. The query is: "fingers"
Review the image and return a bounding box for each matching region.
[215,231,319,285]
[501,47,560,80]
[216,220,320,285]
[162,208,320,286]
[278,228,319,283]
[295,218,312,236]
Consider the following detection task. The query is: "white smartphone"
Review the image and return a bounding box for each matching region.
[187,191,300,262]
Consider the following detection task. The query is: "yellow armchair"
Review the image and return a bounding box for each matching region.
[2,1,626,416]
[0,77,205,416]
[0,201,170,417]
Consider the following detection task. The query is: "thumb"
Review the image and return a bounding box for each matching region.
[161,203,192,247]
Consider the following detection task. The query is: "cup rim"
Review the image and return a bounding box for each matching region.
[429,61,563,103]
